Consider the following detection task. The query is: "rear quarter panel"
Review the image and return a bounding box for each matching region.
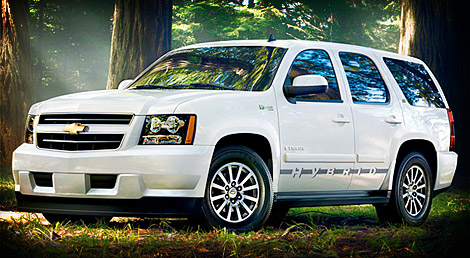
[375,51,454,190]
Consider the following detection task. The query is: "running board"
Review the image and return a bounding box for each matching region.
[274,190,390,208]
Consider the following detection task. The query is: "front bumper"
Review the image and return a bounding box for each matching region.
[12,143,214,199]
[15,192,202,218]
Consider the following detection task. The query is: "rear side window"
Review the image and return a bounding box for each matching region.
[285,49,341,101]
[383,57,445,108]
[339,52,389,104]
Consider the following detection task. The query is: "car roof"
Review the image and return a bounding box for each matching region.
[180,39,423,64]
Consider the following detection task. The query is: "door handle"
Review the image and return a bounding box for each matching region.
[332,114,350,123]
[385,115,402,124]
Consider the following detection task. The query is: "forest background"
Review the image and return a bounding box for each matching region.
[27,0,400,101]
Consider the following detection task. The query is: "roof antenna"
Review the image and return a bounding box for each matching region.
[268,34,276,42]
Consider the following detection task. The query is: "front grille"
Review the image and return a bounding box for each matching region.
[37,133,124,151]
[38,114,133,125]
[32,172,53,187]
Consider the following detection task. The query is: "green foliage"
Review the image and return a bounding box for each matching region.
[172,2,286,48]
[173,0,400,51]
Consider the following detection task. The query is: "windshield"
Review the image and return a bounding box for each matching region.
[129,46,286,91]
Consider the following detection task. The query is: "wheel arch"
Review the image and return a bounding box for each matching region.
[213,133,273,178]
[393,139,437,189]
[203,135,275,232]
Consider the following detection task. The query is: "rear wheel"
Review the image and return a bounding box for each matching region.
[202,145,273,232]
[376,152,433,225]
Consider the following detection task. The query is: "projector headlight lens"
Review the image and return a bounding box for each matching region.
[150,117,162,133]
[140,114,196,145]
[165,116,185,134]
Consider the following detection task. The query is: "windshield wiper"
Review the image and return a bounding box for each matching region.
[130,84,173,90]
[171,83,237,91]
[131,83,237,91]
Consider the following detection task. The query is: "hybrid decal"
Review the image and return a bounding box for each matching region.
[258,104,274,111]
[280,167,388,178]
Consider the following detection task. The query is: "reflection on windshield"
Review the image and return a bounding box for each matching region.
[130,46,286,91]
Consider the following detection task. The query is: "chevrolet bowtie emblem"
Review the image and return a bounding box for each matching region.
[64,123,88,135]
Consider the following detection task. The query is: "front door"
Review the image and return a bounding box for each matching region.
[277,48,355,193]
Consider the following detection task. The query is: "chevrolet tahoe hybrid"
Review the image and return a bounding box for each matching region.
[13,40,458,232]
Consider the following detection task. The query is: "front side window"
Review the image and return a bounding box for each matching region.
[285,49,341,101]
[384,57,445,108]
[339,52,389,104]
[129,46,286,92]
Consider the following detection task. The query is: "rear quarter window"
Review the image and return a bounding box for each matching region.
[383,57,445,108]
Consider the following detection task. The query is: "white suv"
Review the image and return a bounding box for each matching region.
[13,40,458,232]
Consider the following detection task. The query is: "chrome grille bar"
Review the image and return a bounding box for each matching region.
[39,114,133,125]
[42,139,122,144]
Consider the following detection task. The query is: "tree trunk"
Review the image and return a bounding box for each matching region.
[36,0,44,88]
[399,0,469,187]
[106,0,172,89]
[1,0,34,165]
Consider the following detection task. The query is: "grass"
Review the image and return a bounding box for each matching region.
[1,175,469,257]
[0,176,15,210]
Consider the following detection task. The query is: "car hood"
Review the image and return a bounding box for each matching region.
[32,89,232,115]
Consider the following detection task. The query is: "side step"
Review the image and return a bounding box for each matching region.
[274,190,390,208]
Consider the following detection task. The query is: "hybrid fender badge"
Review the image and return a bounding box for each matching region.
[64,123,88,135]
[258,104,274,111]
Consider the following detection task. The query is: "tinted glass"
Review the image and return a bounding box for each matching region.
[339,52,389,103]
[285,49,340,101]
[384,57,445,108]
[130,46,286,91]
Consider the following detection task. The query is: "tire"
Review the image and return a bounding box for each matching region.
[43,213,111,225]
[202,145,273,233]
[375,152,433,226]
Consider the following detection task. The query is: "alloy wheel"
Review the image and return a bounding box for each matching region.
[209,162,260,223]
[401,164,428,216]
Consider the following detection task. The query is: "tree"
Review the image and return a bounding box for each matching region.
[399,0,469,187]
[1,0,34,165]
[106,0,172,89]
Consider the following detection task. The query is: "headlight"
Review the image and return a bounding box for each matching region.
[25,115,36,144]
[139,114,196,145]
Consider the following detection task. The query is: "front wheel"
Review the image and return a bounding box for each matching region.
[202,145,273,233]
[376,152,433,226]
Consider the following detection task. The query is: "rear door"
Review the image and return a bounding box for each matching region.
[335,50,404,191]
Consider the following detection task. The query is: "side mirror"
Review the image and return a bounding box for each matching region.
[284,75,328,98]
[118,79,133,90]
